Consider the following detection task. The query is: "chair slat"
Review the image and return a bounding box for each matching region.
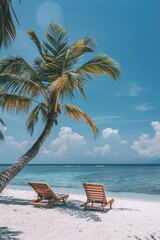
[81,183,114,210]
[28,182,69,207]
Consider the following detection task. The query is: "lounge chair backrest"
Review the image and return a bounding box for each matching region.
[28,182,59,200]
[83,183,107,203]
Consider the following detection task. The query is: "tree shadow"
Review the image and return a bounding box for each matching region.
[50,199,111,222]
[135,234,160,240]
[0,196,28,206]
[0,196,111,222]
[113,207,140,212]
[0,227,22,240]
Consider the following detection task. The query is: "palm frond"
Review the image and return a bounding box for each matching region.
[0,56,49,103]
[39,103,48,123]
[76,54,121,79]
[44,22,68,57]
[60,36,96,71]
[26,106,40,136]
[0,0,20,48]
[48,74,75,99]
[70,36,96,53]
[64,104,98,136]
[48,71,87,100]
[0,74,41,99]
[66,72,87,99]
[0,118,6,127]
[9,0,20,25]
[39,58,63,81]
[0,94,31,113]
[0,131,4,141]
[27,30,43,56]
[0,56,40,80]
[26,103,48,135]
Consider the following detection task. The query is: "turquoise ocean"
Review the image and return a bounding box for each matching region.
[0,164,160,201]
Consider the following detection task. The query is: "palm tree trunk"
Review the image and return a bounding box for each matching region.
[0,113,57,193]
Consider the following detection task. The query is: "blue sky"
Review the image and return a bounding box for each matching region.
[0,0,160,164]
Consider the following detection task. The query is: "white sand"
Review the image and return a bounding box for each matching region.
[0,189,160,240]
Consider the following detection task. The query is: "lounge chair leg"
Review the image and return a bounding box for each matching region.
[109,199,114,209]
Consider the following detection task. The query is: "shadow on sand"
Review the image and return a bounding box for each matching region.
[0,196,110,222]
[0,196,28,206]
[0,195,142,222]
[55,199,107,222]
[0,227,22,240]
[135,234,160,240]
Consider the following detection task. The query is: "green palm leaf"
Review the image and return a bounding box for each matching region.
[27,105,40,135]
[26,103,48,135]
[0,131,4,140]
[0,56,40,81]
[0,0,20,48]
[0,118,5,126]
[76,54,121,79]
[65,36,96,69]
[44,22,68,57]
[0,56,49,104]
[0,94,31,113]
[64,104,98,136]
[27,30,43,57]
[48,71,87,100]
[69,36,96,54]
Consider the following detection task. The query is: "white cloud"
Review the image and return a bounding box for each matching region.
[128,82,142,97]
[87,127,127,158]
[152,121,160,132]
[102,127,127,144]
[50,127,86,157]
[131,121,160,158]
[40,147,52,157]
[134,103,154,112]
[51,127,86,146]
[0,147,5,154]
[5,136,29,152]
[113,81,142,97]
[94,144,111,156]
[54,144,68,157]
[92,117,150,124]
[92,116,121,125]
[121,140,128,144]
[102,128,119,138]
[36,1,63,30]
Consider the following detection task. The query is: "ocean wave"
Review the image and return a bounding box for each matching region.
[94,165,105,167]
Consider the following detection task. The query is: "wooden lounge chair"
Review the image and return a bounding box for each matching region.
[28,182,69,207]
[80,183,114,211]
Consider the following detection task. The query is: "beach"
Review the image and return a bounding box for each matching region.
[0,188,160,240]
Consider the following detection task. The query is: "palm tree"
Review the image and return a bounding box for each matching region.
[0,22,121,193]
[0,0,20,48]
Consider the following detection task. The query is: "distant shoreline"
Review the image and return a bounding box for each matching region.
[1,163,160,166]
